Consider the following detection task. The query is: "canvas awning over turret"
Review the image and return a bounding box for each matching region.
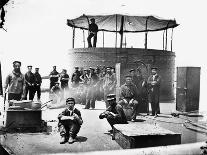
[67,14,178,33]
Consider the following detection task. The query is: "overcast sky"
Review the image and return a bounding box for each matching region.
[0,0,207,110]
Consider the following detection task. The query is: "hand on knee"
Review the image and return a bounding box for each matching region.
[129,99,134,104]
[123,99,128,104]
[133,100,138,104]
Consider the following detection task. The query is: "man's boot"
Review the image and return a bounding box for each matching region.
[68,136,75,144]
[60,136,67,144]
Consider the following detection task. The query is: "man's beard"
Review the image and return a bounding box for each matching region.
[68,106,74,110]
[110,102,116,107]
[107,71,111,75]
[14,68,20,73]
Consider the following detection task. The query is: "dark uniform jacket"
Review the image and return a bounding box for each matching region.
[25,71,35,86]
[120,83,138,100]
[132,75,139,88]
[89,23,98,34]
[49,70,59,83]
[147,74,161,93]
[147,74,161,102]
[132,75,144,95]
[34,72,42,86]
[71,71,81,84]
[58,108,83,126]
[106,104,128,124]
[60,73,69,86]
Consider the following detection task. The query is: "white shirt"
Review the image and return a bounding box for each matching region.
[67,108,74,116]
[152,74,157,81]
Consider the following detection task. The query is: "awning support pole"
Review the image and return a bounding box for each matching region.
[171,28,174,52]
[145,32,148,50]
[163,30,165,50]
[115,14,117,48]
[72,27,75,48]
[165,29,168,51]
[124,35,127,48]
[103,31,105,48]
[120,16,124,48]
[83,29,85,48]
[165,21,170,51]
[145,16,150,50]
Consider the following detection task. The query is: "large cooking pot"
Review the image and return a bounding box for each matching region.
[10,100,41,110]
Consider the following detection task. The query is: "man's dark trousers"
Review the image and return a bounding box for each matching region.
[59,120,80,139]
[87,33,97,47]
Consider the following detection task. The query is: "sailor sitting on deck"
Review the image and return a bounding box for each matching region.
[118,75,139,122]
[58,97,83,144]
[99,94,128,133]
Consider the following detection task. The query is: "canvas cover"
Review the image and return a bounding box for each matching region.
[67,14,178,33]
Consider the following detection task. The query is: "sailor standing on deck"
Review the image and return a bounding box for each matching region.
[80,69,90,85]
[4,61,25,101]
[51,82,61,99]
[130,68,149,113]
[60,69,69,90]
[79,69,90,104]
[147,67,161,117]
[71,67,81,88]
[129,69,139,91]
[49,66,59,90]
[103,67,116,108]
[136,68,149,114]
[84,67,99,109]
[33,68,42,101]
[87,18,98,48]
[24,65,35,100]
[60,69,69,98]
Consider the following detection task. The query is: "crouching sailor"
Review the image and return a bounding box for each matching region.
[99,94,128,133]
[58,97,83,144]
